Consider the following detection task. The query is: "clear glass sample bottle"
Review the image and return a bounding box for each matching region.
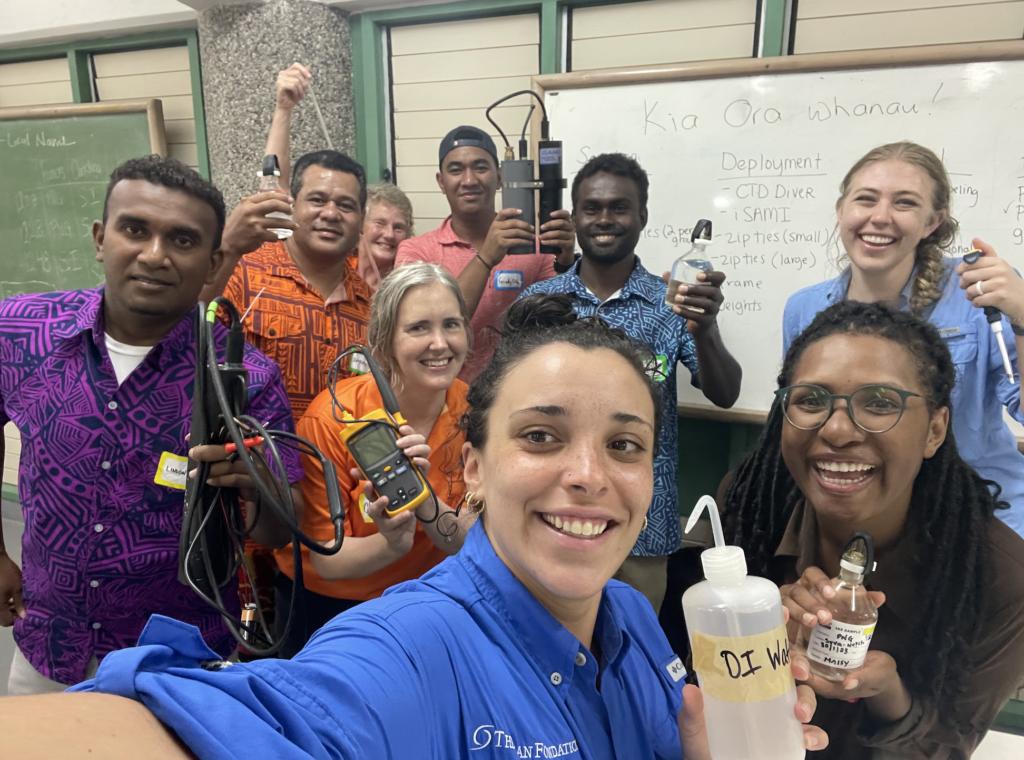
[665,218,713,310]
[794,531,878,682]
[258,154,293,239]
[682,496,805,760]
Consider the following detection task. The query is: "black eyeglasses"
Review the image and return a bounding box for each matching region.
[774,384,923,434]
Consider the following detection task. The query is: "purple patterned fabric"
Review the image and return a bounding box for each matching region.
[0,288,303,685]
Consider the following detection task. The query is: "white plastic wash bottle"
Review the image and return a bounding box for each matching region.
[682,496,805,760]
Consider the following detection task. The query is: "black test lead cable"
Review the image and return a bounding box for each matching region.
[180,298,347,656]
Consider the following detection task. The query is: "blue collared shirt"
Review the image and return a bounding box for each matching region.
[520,259,700,557]
[783,259,1024,536]
[72,523,688,760]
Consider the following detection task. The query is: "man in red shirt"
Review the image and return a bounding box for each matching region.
[395,126,576,381]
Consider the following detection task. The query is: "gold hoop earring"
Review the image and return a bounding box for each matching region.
[465,491,486,513]
[642,516,649,531]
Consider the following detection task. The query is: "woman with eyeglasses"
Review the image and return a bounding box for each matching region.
[783,142,1024,538]
[725,300,1024,760]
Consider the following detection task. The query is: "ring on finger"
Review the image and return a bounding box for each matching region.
[976,280,985,296]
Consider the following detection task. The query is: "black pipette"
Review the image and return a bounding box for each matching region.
[963,248,1015,383]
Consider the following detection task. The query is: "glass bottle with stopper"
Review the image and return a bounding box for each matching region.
[665,218,713,310]
[793,531,879,682]
[682,495,805,760]
[258,154,293,239]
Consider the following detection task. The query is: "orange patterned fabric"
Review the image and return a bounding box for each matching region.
[223,242,372,418]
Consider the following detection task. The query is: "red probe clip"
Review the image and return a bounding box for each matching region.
[224,436,264,454]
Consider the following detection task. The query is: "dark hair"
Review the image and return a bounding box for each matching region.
[103,155,226,250]
[291,150,368,209]
[571,153,649,210]
[463,293,663,450]
[724,300,1003,724]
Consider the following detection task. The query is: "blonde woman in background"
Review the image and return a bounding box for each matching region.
[356,181,414,290]
[783,141,1024,538]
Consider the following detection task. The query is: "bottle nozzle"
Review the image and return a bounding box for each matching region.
[685,494,725,547]
[686,495,747,584]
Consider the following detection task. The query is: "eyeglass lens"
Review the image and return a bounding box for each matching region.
[784,385,907,433]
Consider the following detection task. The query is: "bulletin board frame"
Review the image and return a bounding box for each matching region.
[0,98,167,157]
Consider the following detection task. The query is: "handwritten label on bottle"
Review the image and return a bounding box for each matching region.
[691,623,795,703]
[806,620,874,670]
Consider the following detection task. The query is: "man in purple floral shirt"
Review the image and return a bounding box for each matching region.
[0,156,303,693]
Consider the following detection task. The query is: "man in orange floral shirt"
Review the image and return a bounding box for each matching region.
[204,142,373,635]
[209,149,372,418]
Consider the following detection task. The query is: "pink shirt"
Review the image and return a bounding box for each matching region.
[395,216,556,381]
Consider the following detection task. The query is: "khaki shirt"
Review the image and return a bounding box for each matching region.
[769,501,1024,760]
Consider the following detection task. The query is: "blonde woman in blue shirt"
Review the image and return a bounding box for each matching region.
[783,141,1024,537]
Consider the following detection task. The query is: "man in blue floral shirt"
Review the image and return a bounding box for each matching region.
[521,153,741,614]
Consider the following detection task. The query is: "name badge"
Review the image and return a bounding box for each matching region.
[494,270,524,290]
[154,451,188,490]
[938,326,962,337]
[647,354,669,383]
[349,352,370,375]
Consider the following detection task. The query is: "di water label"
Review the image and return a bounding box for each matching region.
[691,623,795,703]
[807,620,875,670]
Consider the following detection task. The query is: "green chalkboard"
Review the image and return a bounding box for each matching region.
[0,100,167,298]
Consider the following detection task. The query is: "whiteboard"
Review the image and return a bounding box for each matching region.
[544,57,1024,434]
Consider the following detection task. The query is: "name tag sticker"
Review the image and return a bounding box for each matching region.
[155,451,188,490]
[647,354,669,383]
[349,352,370,375]
[494,270,524,290]
[938,326,962,337]
[665,655,687,682]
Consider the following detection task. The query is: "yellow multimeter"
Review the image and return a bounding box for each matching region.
[339,409,431,517]
[333,347,432,517]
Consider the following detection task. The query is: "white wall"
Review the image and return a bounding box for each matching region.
[0,0,195,49]
[0,0,474,50]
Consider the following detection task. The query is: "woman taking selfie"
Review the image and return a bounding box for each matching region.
[783,142,1024,537]
[728,300,1024,759]
[3,295,824,759]
[274,262,475,656]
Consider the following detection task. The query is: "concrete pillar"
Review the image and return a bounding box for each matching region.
[195,0,355,209]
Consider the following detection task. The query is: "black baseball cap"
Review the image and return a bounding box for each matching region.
[438,126,499,169]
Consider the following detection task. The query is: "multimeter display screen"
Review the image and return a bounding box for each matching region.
[349,425,396,467]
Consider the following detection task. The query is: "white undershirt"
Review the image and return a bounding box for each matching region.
[104,333,154,386]
[585,286,623,304]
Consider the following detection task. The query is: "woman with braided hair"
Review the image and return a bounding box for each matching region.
[727,300,1024,759]
[783,142,1024,538]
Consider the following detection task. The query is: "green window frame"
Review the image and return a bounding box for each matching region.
[0,29,212,179]
[351,0,789,183]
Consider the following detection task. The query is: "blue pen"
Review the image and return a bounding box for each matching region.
[963,248,1015,383]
